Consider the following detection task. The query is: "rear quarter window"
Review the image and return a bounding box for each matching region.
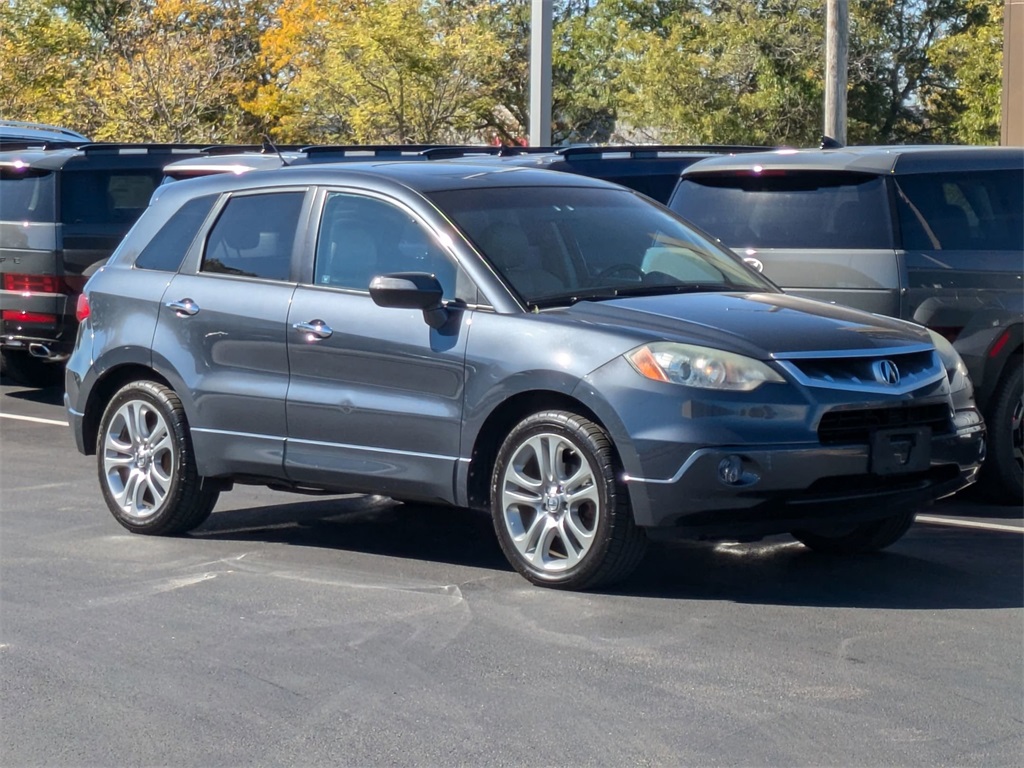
[135,194,218,272]
[671,171,893,250]
[895,169,1023,251]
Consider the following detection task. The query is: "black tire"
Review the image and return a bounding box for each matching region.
[0,350,64,388]
[792,511,916,554]
[96,380,218,535]
[982,357,1023,504]
[490,410,647,590]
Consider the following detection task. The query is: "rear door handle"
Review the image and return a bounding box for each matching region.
[166,298,199,316]
[293,319,333,340]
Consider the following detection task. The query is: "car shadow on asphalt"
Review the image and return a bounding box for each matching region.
[192,495,1022,609]
[1,380,64,405]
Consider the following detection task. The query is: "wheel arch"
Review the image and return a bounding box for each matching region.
[463,390,617,511]
[80,364,174,456]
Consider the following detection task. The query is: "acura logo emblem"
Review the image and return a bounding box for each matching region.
[872,359,901,385]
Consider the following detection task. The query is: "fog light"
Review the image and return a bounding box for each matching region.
[718,455,744,485]
[953,409,984,435]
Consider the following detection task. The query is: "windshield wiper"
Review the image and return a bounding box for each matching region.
[531,283,730,308]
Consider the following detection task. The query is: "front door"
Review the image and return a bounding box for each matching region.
[284,190,473,503]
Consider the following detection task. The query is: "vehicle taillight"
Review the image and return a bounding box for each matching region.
[76,293,91,323]
[1,310,57,324]
[2,273,63,293]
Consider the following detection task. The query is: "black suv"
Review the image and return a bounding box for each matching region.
[668,146,1023,501]
[0,143,208,386]
[443,145,766,204]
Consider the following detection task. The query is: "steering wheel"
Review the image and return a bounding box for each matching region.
[596,263,645,280]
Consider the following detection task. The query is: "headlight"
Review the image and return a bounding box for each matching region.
[627,342,784,391]
[927,329,970,394]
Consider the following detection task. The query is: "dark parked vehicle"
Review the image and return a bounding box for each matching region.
[0,143,208,386]
[442,144,766,204]
[67,162,985,589]
[0,120,89,149]
[669,146,1023,502]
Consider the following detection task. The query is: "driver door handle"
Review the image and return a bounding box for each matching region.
[293,319,333,340]
[166,298,200,316]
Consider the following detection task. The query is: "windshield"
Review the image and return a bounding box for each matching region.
[429,186,775,306]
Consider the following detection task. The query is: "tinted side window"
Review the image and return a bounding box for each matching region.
[61,169,160,227]
[135,195,217,272]
[895,170,1023,251]
[0,168,55,223]
[314,192,462,298]
[671,172,892,249]
[202,192,303,281]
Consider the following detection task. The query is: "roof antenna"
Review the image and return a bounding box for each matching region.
[262,133,290,166]
[820,135,843,149]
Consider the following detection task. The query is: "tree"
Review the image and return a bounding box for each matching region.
[926,0,1003,144]
[0,0,91,129]
[75,0,268,142]
[615,1,824,146]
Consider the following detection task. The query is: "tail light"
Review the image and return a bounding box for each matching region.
[3,273,64,293]
[1,310,57,324]
[76,293,91,322]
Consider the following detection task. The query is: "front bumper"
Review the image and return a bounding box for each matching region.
[627,426,984,538]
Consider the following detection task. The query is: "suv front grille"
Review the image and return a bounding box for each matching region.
[774,346,945,396]
[818,402,952,445]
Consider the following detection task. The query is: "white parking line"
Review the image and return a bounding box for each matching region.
[917,515,1023,534]
[0,413,69,427]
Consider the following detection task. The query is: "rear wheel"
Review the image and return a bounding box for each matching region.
[983,357,1023,504]
[97,380,218,535]
[0,350,63,388]
[490,410,646,590]
[792,511,916,554]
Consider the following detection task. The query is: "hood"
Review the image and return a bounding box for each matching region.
[559,292,931,358]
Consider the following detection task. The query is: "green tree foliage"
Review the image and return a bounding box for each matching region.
[0,0,91,126]
[0,0,1006,146]
[615,1,825,145]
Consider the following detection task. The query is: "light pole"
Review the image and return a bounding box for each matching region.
[824,0,848,145]
[529,0,552,146]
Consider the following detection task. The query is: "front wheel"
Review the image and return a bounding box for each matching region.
[490,410,647,590]
[97,380,218,535]
[792,511,916,554]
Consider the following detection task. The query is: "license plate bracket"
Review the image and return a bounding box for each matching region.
[870,427,931,475]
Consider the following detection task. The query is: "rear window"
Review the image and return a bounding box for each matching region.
[0,167,55,223]
[671,171,893,249]
[60,169,160,229]
[895,169,1023,251]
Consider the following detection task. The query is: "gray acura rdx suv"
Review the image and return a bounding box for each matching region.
[66,162,985,589]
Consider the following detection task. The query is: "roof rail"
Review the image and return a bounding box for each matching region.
[0,139,90,152]
[557,144,769,160]
[301,144,457,156]
[199,144,305,155]
[0,120,89,141]
[420,146,502,159]
[78,143,210,154]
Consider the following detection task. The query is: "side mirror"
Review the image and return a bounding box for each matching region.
[369,272,447,329]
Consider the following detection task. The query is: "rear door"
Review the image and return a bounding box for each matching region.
[670,171,903,318]
[284,189,473,502]
[152,188,308,479]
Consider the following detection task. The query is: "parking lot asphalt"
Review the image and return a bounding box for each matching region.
[1,378,1021,767]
